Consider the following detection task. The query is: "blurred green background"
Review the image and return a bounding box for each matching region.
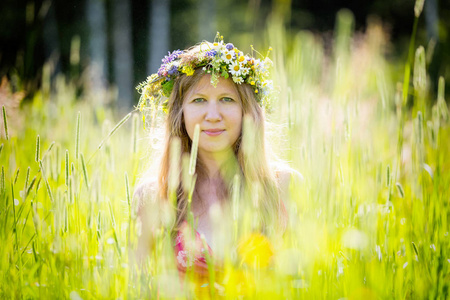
[0,0,449,108]
[1,1,450,298]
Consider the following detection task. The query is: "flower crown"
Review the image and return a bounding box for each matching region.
[137,33,274,113]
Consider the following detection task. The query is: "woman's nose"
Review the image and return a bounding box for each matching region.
[205,101,222,122]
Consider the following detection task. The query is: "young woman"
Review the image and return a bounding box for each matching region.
[134,34,299,277]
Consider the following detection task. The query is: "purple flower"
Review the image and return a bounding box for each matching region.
[167,64,179,76]
[157,65,167,77]
[157,50,183,76]
[206,49,217,57]
[161,50,184,64]
[225,43,234,50]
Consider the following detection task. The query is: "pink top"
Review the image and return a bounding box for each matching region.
[174,198,287,277]
[174,221,213,277]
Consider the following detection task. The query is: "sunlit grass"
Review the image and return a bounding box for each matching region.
[1,7,449,299]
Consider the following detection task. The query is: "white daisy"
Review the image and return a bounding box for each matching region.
[240,65,250,76]
[229,60,242,76]
[237,52,246,63]
[222,50,235,63]
[232,76,244,84]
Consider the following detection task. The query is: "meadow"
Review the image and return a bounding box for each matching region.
[1,5,449,300]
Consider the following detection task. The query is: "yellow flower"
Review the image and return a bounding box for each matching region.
[182,65,195,76]
[237,233,273,268]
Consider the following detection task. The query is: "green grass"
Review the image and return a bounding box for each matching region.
[1,8,449,299]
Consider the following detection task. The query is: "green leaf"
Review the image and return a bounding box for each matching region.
[161,80,174,97]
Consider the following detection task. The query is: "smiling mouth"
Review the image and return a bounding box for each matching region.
[203,129,225,136]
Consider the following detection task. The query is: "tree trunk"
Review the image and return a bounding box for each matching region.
[148,0,170,75]
[198,0,216,41]
[86,0,108,92]
[112,0,134,108]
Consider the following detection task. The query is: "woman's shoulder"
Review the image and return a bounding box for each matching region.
[273,163,304,189]
[133,177,159,211]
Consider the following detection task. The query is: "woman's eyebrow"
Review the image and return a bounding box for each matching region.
[188,92,207,98]
[188,92,238,99]
[218,92,238,97]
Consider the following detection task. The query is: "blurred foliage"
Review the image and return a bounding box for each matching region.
[0,3,449,298]
[0,0,448,106]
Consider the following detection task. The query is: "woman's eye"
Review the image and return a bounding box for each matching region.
[193,98,205,103]
[222,97,234,103]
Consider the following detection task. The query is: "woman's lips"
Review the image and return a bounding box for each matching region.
[203,129,225,136]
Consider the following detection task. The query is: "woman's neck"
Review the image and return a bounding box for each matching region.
[198,148,235,180]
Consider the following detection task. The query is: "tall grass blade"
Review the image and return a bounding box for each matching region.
[414,0,425,17]
[437,76,448,121]
[108,200,116,228]
[41,141,55,161]
[75,111,81,160]
[168,138,181,207]
[20,205,32,234]
[13,168,20,185]
[35,135,40,162]
[131,113,138,154]
[413,46,426,96]
[20,233,36,257]
[68,176,73,204]
[39,160,54,202]
[386,165,390,187]
[1,166,4,193]
[65,150,69,186]
[417,111,423,144]
[412,241,419,257]
[2,106,8,140]
[35,177,41,194]
[11,182,18,250]
[97,211,102,240]
[23,166,30,197]
[125,172,131,208]
[25,176,36,199]
[108,201,122,257]
[396,182,405,198]
[402,12,420,105]
[80,153,89,190]
[88,112,132,163]
[189,124,200,175]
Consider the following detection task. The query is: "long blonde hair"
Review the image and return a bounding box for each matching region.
[154,66,286,232]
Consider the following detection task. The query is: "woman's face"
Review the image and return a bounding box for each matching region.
[182,74,243,156]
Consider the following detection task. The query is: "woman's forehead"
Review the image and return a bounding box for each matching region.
[188,74,239,96]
